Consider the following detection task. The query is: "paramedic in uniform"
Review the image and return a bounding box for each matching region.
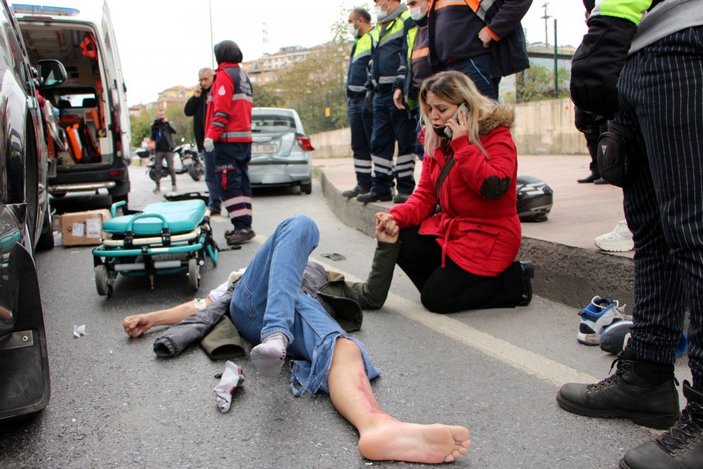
[203,40,255,246]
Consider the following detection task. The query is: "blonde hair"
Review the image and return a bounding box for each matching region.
[418,71,497,156]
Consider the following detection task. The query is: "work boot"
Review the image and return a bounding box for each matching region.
[225,228,256,246]
[556,352,680,430]
[342,186,369,198]
[357,191,392,204]
[517,261,534,306]
[577,172,601,183]
[619,381,703,469]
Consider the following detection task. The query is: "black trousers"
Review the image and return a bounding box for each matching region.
[397,226,524,313]
[617,27,703,389]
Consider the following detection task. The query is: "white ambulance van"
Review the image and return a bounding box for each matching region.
[12,0,132,203]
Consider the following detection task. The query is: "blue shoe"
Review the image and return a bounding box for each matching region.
[600,321,689,359]
[577,296,626,345]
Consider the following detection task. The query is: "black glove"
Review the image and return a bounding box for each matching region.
[365,90,373,113]
[570,15,637,118]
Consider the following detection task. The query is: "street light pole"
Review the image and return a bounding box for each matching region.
[209,0,215,68]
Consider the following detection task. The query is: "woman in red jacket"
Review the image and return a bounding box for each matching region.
[376,71,533,313]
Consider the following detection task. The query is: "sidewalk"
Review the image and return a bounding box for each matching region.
[314,154,635,309]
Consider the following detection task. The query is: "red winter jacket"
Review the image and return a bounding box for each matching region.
[205,62,253,143]
[390,107,520,277]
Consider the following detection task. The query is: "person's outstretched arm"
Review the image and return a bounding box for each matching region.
[122,299,212,338]
[328,338,471,464]
[343,214,400,310]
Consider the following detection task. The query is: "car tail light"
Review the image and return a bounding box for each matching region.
[296,136,315,152]
[109,169,124,177]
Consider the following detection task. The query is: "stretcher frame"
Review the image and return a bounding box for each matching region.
[91,201,218,296]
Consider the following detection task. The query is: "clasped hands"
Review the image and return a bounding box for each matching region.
[375,212,399,244]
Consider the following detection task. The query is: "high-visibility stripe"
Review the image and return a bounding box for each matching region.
[212,121,226,128]
[221,131,252,139]
[228,208,253,219]
[353,158,372,168]
[232,94,253,102]
[435,0,494,22]
[396,153,417,164]
[215,111,230,119]
[347,85,366,92]
[378,30,404,47]
[412,47,429,60]
[379,76,396,84]
[351,49,372,62]
[223,195,252,207]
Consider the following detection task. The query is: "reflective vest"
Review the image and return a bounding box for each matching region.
[205,62,253,143]
[346,29,376,98]
[370,9,414,92]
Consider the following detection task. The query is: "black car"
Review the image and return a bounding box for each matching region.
[0,0,66,422]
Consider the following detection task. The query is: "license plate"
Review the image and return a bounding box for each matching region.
[252,143,278,154]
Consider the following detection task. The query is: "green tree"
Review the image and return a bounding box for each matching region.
[165,104,194,145]
[130,110,151,148]
[516,65,571,102]
[253,82,284,108]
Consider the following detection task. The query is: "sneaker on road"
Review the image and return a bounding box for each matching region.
[595,220,634,252]
[578,296,626,345]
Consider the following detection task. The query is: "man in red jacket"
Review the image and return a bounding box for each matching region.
[204,40,255,245]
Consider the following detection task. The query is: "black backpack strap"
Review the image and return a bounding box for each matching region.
[435,154,455,212]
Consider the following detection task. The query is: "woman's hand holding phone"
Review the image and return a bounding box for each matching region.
[444,103,469,140]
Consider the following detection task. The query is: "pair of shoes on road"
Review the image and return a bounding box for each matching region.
[517,261,534,306]
[557,350,703,469]
[342,186,369,198]
[595,220,634,252]
[225,228,255,246]
[577,296,627,345]
[600,320,689,359]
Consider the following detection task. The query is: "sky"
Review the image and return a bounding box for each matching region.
[107,0,588,107]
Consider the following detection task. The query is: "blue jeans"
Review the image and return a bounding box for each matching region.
[348,95,373,190]
[203,150,221,211]
[229,215,379,396]
[448,53,500,100]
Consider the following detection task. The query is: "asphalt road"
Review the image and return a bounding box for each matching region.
[0,163,692,468]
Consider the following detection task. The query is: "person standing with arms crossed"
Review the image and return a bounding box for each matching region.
[185,67,221,214]
[342,8,376,199]
[203,40,255,245]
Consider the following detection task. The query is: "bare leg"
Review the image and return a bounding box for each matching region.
[328,338,471,464]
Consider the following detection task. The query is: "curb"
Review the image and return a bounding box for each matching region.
[321,171,635,310]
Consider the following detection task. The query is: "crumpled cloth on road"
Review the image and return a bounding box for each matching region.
[213,361,245,412]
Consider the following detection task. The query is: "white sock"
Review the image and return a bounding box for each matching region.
[250,333,288,377]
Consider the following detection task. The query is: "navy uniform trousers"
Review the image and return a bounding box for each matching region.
[617,26,703,390]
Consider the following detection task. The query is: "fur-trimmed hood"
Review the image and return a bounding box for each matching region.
[478,106,514,136]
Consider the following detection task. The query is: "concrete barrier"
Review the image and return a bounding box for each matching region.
[310,97,584,158]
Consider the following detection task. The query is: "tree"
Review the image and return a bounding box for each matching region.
[516,65,571,102]
[130,110,151,148]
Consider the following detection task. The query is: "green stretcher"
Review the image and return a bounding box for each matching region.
[91,200,218,296]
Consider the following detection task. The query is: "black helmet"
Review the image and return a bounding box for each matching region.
[516,176,553,222]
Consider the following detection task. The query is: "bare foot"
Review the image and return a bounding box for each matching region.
[358,420,471,464]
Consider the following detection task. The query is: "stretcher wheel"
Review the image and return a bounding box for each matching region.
[188,258,200,291]
[95,264,111,296]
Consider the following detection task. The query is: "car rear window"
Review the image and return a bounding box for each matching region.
[252,114,296,133]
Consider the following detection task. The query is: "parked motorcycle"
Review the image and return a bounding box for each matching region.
[139,143,204,182]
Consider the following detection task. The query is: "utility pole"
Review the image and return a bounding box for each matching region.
[262,22,269,55]
[541,2,551,46]
[554,18,559,97]
[209,0,214,68]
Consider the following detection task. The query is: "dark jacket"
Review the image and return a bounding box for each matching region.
[184,87,210,152]
[428,0,531,77]
[367,6,415,93]
[153,241,401,357]
[151,119,177,152]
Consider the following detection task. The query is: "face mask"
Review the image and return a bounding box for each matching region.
[347,24,359,37]
[375,5,387,21]
[408,6,426,21]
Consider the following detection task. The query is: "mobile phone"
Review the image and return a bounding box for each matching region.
[444,103,469,139]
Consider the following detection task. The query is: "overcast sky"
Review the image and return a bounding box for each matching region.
[108,0,587,106]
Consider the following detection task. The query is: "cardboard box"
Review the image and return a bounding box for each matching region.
[60,209,111,247]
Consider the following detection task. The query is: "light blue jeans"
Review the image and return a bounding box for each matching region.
[229,215,379,396]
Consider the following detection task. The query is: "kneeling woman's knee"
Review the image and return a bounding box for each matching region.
[420,290,452,314]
